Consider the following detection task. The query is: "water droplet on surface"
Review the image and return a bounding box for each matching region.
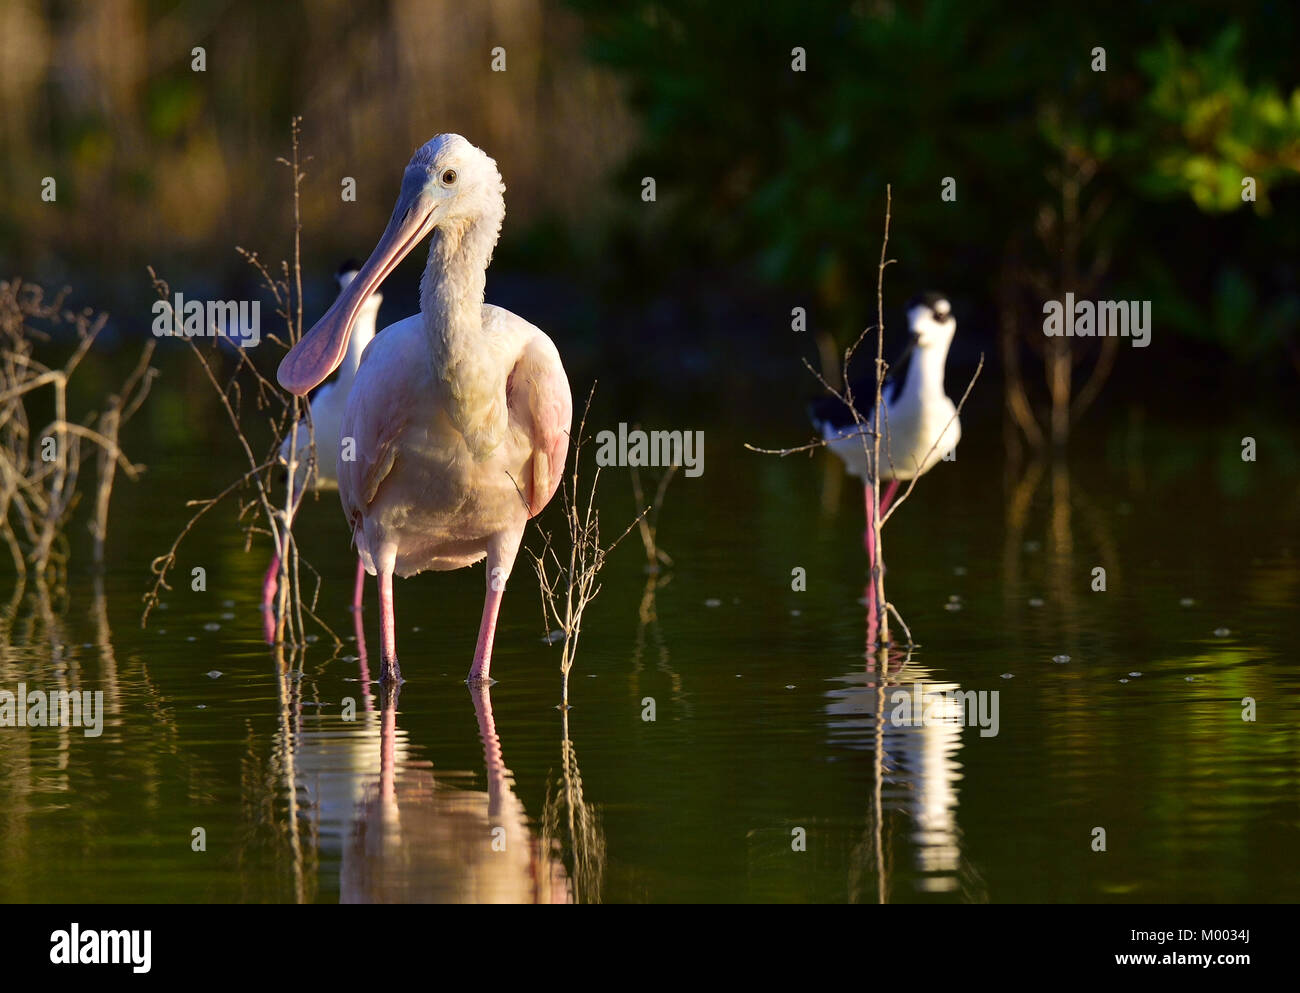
[1052,655,1070,664]
[1213,627,1230,637]
[1179,598,1195,608]
[1000,673,1014,679]
[953,566,967,576]
[704,598,722,608]
[203,622,220,631]
[206,670,222,679]
[1119,678,1129,684]
[1028,598,1044,608]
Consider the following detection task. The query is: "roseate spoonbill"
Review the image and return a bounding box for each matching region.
[809,293,960,569]
[262,261,383,624]
[277,134,572,685]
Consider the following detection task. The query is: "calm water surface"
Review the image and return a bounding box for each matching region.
[2,405,1298,902]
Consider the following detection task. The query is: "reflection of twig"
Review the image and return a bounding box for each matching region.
[529,384,646,708]
[542,706,606,904]
[630,463,676,570]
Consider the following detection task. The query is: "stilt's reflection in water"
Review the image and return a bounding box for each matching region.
[827,643,987,903]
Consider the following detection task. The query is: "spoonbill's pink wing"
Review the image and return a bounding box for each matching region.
[507,333,572,518]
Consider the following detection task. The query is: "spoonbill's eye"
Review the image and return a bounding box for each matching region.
[441,169,458,186]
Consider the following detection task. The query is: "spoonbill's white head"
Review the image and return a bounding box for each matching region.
[906,292,956,349]
[278,134,504,395]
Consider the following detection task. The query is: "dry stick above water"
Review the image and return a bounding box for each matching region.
[141,118,337,650]
[527,384,647,709]
[745,188,983,648]
[0,279,157,586]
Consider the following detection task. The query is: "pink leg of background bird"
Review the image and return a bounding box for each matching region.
[261,487,306,642]
[863,480,901,571]
[351,556,365,611]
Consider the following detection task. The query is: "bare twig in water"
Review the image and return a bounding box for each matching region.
[0,279,156,586]
[528,384,647,708]
[142,118,337,650]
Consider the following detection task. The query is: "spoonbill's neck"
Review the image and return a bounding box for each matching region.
[418,202,507,453]
[419,207,503,369]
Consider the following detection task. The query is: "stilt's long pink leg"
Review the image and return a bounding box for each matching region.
[881,479,901,516]
[863,483,876,562]
[864,479,903,575]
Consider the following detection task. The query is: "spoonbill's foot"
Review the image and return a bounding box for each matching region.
[378,680,402,711]
[379,657,403,685]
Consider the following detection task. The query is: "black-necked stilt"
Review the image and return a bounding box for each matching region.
[809,293,961,567]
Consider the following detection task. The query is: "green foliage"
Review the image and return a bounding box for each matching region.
[572,1,1300,359]
[1134,26,1300,212]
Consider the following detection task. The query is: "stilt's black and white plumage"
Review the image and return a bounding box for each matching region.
[810,292,960,483]
[809,293,960,563]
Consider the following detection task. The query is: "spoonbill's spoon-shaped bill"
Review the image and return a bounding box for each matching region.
[278,165,443,395]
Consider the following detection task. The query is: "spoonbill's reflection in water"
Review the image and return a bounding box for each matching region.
[339,683,571,904]
[826,647,987,902]
[288,612,569,902]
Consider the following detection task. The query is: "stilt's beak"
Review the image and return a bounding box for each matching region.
[277,170,438,395]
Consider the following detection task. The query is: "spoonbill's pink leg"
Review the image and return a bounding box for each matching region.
[351,557,366,612]
[376,546,401,684]
[468,585,504,684]
[469,533,519,683]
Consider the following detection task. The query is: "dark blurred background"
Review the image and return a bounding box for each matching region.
[2,0,1298,444]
